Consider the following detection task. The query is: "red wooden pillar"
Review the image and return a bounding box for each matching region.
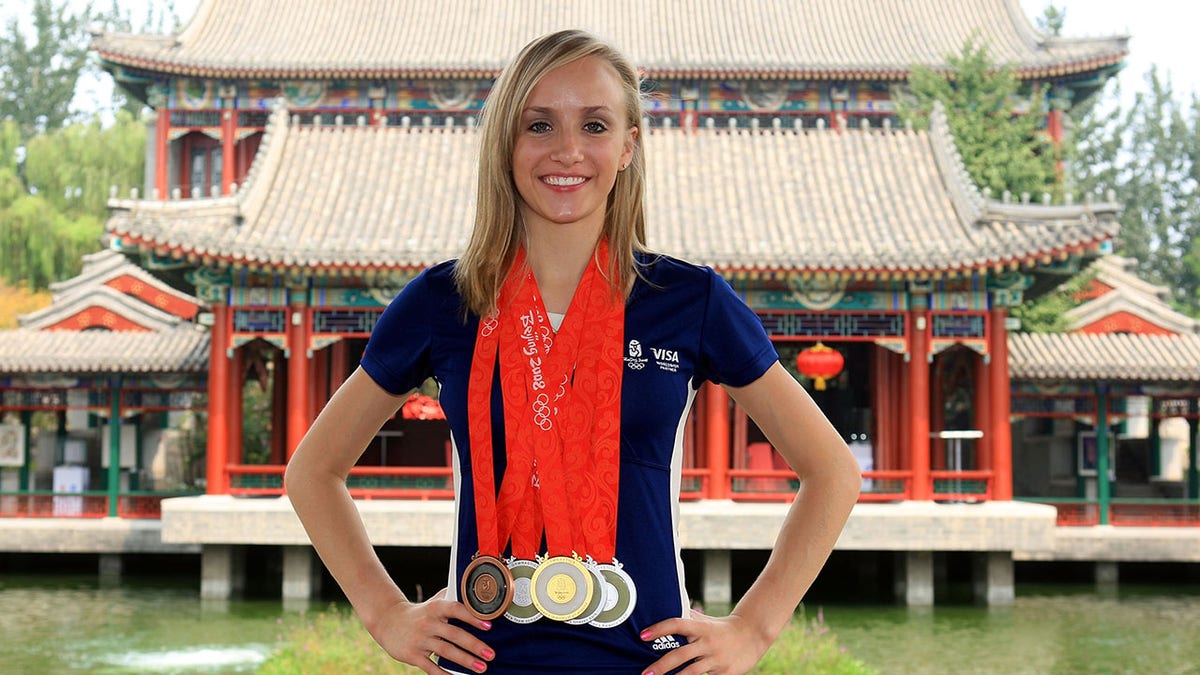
[330,339,351,390]
[286,300,311,459]
[270,350,287,465]
[206,303,230,494]
[909,310,932,500]
[155,106,170,199]
[311,347,330,420]
[974,350,993,483]
[705,383,731,499]
[931,357,945,470]
[896,350,910,477]
[871,346,887,470]
[221,108,237,195]
[988,307,1014,500]
[229,347,244,466]
[1047,109,1064,147]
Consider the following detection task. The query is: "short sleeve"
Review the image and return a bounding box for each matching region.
[359,268,437,395]
[696,268,778,387]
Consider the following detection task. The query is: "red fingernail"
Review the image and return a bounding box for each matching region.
[640,629,652,640]
[482,648,495,660]
[473,660,487,672]
[480,620,492,630]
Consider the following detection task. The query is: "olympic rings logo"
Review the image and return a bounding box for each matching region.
[532,392,554,431]
[480,315,499,337]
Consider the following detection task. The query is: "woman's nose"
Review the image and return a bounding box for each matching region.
[549,130,584,164]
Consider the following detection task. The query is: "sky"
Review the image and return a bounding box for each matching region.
[1019,0,1200,102]
[2,0,1198,117]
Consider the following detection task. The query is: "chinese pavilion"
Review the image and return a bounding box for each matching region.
[7,0,1177,605]
[0,249,206,518]
[88,0,1127,503]
[1010,256,1200,530]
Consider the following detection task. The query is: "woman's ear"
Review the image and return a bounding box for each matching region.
[622,125,639,170]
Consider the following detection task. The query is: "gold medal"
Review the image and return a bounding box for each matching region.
[503,558,541,624]
[461,555,515,620]
[590,560,637,628]
[530,555,593,621]
[566,560,609,625]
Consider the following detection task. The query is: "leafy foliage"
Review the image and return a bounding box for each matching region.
[0,0,94,139]
[0,279,52,328]
[1009,269,1096,333]
[1067,67,1200,315]
[894,37,1058,201]
[0,112,145,289]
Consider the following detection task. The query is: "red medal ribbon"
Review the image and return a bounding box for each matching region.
[466,242,625,563]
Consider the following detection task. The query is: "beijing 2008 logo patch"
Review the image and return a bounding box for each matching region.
[624,339,648,370]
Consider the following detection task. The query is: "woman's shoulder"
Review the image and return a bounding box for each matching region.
[635,251,719,284]
[633,251,726,300]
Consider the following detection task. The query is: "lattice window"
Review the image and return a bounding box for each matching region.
[931,313,986,339]
[758,312,905,338]
[312,309,381,335]
[169,110,221,127]
[233,309,287,333]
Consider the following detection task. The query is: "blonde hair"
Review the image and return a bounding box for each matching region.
[454,29,647,316]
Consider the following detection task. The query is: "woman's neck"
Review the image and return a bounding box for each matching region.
[524,224,602,314]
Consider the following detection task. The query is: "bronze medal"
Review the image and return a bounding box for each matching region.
[590,560,637,628]
[461,555,515,620]
[530,555,593,621]
[503,558,541,624]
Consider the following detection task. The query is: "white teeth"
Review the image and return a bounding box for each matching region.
[543,175,586,186]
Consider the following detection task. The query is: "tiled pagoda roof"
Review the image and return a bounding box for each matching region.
[0,249,208,375]
[106,106,1120,278]
[92,0,1127,81]
[0,328,209,374]
[18,249,202,330]
[1009,332,1200,382]
[1064,256,1199,335]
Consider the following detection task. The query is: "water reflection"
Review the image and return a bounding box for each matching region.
[1,575,1197,673]
[0,575,282,673]
[822,585,1200,674]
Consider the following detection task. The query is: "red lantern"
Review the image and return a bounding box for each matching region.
[795,342,844,391]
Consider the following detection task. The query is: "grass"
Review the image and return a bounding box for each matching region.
[258,605,876,674]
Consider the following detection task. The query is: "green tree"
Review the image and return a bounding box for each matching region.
[894,37,1058,200]
[1068,67,1200,314]
[1036,5,1066,37]
[0,111,145,288]
[0,0,95,139]
[1009,269,1095,333]
[98,0,183,116]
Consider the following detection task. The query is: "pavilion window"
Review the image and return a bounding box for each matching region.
[184,137,222,198]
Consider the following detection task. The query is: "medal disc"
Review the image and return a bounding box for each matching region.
[590,562,637,628]
[566,562,609,625]
[530,556,593,621]
[503,558,541,624]
[461,555,515,620]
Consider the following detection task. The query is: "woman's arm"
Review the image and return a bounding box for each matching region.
[640,361,861,675]
[284,366,495,674]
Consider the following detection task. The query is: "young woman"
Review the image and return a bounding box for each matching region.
[285,29,861,675]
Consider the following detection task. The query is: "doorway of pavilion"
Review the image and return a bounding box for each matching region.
[930,345,989,502]
[729,341,875,500]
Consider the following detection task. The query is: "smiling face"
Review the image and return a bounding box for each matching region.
[511,56,638,239]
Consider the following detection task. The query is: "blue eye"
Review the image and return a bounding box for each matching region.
[529,121,551,133]
[584,121,608,133]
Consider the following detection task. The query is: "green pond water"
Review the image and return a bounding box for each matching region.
[1,575,1197,673]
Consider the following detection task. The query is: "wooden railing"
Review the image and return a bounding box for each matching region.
[1026,498,1200,527]
[0,491,201,519]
